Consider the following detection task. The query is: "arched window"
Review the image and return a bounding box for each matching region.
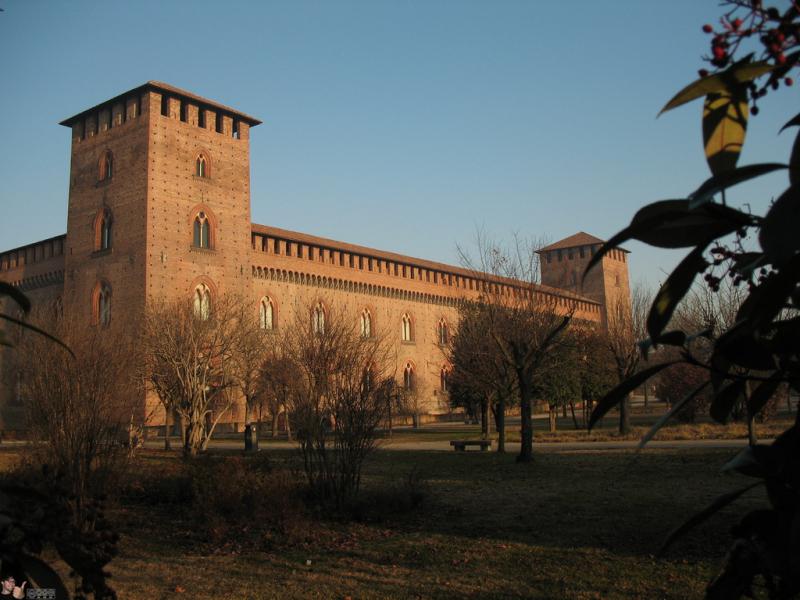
[194,284,212,320]
[360,309,372,338]
[98,151,113,181]
[193,212,211,249]
[100,212,112,250]
[403,362,414,391]
[259,297,274,330]
[312,302,326,334]
[440,367,449,392]
[93,208,113,251]
[93,282,111,327]
[195,154,208,177]
[401,314,413,342]
[437,318,448,346]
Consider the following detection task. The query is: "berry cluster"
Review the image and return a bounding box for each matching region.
[698,1,800,114]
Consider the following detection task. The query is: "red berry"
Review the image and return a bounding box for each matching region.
[777,53,787,65]
[732,18,743,30]
[703,24,714,33]
[698,69,710,78]
[713,46,727,60]
[785,77,794,86]
[752,105,760,115]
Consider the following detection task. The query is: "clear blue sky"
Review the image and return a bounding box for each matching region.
[1,1,796,291]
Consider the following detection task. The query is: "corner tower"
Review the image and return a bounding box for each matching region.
[538,232,631,327]
[59,82,261,328]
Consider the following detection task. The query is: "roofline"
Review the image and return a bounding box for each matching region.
[0,233,66,256]
[59,81,262,128]
[251,223,601,306]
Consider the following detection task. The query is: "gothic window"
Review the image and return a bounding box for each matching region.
[403,363,415,391]
[259,297,274,330]
[97,210,113,250]
[98,150,113,181]
[312,302,326,335]
[360,309,372,338]
[93,282,111,327]
[194,284,212,320]
[437,318,448,346]
[401,314,413,342]
[440,367,449,392]
[196,154,208,177]
[193,212,211,249]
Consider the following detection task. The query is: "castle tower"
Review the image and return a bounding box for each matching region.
[538,232,631,327]
[59,82,261,329]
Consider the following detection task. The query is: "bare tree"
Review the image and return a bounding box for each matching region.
[283,300,396,508]
[258,338,297,440]
[141,294,243,457]
[448,301,516,451]
[461,234,572,463]
[602,283,650,435]
[229,300,272,449]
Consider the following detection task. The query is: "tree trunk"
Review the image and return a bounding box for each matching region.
[562,404,567,418]
[272,409,279,437]
[619,392,631,435]
[643,383,649,410]
[569,402,579,429]
[285,410,292,441]
[548,406,557,433]
[481,396,489,440]
[164,406,172,451]
[517,380,533,463]
[745,381,757,446]
[493,398,506,453]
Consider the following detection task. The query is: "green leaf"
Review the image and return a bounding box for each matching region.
[689,163,787,208]
[588,361,678,430]
[638,380,710,450]
[660,61,773,115]
[710,379,746,423]
[703,89,748,176]
[659,482,762,556]
[18,554,70,599]
[648,245,709,343]
[760,186,800,262]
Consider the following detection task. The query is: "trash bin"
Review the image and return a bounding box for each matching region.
[244,423,253,451]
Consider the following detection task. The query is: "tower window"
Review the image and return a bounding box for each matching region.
[95,209,113,251]
[401,314,413,342]
[403,363,415,391]
[98,151,113,181]
[259,297,274,330]
[312,302,326,335]
[198,109,206,129]
[440,367,449,392]
[196,154,208,178]
[161,95,169,117]
[194,284,212,320]
[437,318,448,346]
[93,282,112,327]
[216,112,224,133]
[360,309,372,338]
[193,212,211,249]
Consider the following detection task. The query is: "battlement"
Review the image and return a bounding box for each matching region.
[59,81,261,144]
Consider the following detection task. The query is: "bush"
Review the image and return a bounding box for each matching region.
[349,468,428,523]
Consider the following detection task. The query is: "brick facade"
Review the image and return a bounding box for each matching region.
[0,82,629,430]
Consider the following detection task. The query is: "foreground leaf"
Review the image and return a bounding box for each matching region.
[660,61,773,115]
[659,482,762,556]
[588,361,678,430]
[703,89,748,176]
[647,245,709,342]
[710,379,746,423]
[689,163,787,208]
[638,380,710,450]
[760,185,800,262]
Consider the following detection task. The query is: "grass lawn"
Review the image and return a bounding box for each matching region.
[1,445,767,599]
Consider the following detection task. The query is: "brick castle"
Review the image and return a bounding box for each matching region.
[0,82,630,430]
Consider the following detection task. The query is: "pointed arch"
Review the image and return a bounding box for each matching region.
[259,296,275,330]
[98,150,113,181]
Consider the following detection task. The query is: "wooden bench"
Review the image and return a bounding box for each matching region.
[450,439,492,452]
